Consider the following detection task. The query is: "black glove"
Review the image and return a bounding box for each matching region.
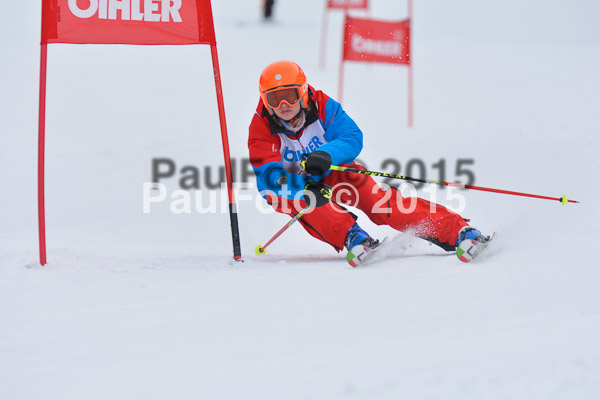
[301,151,332,176]
[303,181,332,208]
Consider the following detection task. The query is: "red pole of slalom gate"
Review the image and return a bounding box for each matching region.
[38,44,48,266]
[407,0,413,127]
[338,10,348,103]
[209,44,242,260]
[319,0,329,69]
[330,165,580,205]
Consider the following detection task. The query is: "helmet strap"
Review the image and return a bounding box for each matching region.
[279,110,306,133]
[287,109,303,124]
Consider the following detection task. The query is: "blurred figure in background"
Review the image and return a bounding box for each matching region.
[263,0,275,20]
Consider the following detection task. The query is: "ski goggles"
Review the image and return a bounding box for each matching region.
[263,86,301,109]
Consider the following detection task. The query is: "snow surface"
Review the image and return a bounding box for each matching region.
[1,0,599,399]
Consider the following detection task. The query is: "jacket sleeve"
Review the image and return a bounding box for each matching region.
[317,96,363,166]
[248,112,306,199]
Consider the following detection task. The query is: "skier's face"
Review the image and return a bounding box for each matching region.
[273,101,301,122]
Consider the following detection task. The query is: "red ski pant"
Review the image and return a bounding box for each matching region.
[268,163,469,252]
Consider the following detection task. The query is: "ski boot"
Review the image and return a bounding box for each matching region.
[345,222,382,267]
[456,226,494,263]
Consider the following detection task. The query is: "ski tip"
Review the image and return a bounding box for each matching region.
[255,245,266,255]
[456,240,476,263]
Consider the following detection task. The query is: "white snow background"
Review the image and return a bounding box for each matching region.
[1,1,599,399]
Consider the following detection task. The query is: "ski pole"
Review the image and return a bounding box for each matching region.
[255,205,311,255]
[330,165,580,205]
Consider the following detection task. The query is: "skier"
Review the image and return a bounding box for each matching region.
[263,0,275,20]
[248,60,490,266]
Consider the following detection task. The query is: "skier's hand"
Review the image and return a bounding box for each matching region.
[303,181,332,208]
[301,151,332,176]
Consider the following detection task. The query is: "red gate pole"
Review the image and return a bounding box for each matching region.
[209,44,242,261]
[407,0,414,127]
[338,11,349,103]
[38,43,48,266]
[319,0,329,69]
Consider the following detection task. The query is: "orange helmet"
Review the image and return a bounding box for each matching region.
[259,61,309,115]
